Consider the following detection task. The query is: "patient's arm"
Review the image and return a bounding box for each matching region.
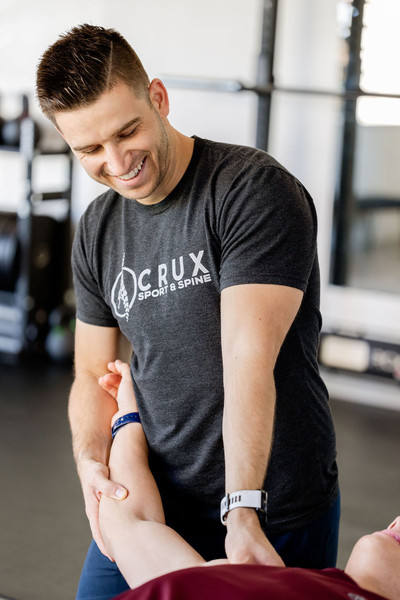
[98,361,206,589]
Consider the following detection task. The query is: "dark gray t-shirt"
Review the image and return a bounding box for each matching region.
[72,137,338,532]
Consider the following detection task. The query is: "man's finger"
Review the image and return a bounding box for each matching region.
[99,479,128,500]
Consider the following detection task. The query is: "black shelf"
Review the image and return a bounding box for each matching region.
[0,108,73,361]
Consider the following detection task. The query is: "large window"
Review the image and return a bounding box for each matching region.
[332,0,400,294]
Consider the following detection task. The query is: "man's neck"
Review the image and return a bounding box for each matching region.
[169,129,195,186]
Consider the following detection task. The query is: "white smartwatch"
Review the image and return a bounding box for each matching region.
[220,489,268,525]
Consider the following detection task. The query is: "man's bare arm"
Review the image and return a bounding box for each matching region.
[69,319,132,556]
[221,283,303,566]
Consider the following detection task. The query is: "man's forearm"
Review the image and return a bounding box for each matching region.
[69,320,131,469]
[222,353,276,495]
[221,347,285,566]
[68,373,117,468]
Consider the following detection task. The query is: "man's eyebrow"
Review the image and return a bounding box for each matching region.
[73,118,142,152]
[114,117,142,137]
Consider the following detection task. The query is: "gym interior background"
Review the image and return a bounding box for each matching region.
[0,1,399,599]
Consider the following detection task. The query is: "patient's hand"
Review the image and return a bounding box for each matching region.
[99,360,138,425]
[225,508,285,567]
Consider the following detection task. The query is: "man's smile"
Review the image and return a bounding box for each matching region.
[116,158,145,181]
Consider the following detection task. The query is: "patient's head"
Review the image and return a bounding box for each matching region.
[345,516,400,600]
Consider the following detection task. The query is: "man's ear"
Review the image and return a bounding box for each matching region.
[148,79,170,118]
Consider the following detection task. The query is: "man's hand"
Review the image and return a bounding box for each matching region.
[225,508,285,567]
[78,457,128,560]
[77,360,136,559]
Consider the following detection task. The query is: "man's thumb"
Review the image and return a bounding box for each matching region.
[101,481,128,500]
[114,486,128,499]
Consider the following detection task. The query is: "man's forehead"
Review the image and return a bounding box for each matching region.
[55,84,145,147]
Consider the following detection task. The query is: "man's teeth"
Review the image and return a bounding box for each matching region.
[118,160,144,180]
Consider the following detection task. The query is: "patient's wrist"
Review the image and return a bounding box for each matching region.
[111,412,141,439]
[115,394,138,416]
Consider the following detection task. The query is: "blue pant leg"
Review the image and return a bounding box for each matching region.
[268,492,341,568]
[75,539,129,600]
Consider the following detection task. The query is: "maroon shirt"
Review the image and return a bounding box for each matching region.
[115,565,387,600]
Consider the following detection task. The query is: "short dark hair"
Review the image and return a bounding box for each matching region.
[36,24,150,123]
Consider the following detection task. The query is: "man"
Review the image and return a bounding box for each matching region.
[36,24,339,600]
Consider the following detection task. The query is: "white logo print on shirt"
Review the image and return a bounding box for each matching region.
[111,253,137,321]
[111,250,212,321]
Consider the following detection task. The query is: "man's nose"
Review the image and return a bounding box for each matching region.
[105,145,131,176]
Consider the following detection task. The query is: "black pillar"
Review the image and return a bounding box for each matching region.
[255,0,279,151]
[331,0,365,285]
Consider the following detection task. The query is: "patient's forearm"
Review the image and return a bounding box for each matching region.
[99,424,205,589]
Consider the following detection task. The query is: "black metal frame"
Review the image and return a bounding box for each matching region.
[330,0,365,286]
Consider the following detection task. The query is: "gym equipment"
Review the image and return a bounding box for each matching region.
[319,332,400,383]
[0,213,20,292]
[45,304,75,363]
[0,94,73,362]
[0,95,41,149]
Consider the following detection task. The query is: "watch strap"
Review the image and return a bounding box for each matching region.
[220,489,267,525]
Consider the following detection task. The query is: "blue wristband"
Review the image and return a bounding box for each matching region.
[111,412,141,439]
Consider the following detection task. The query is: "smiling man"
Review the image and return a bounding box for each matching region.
[36,24,340,600]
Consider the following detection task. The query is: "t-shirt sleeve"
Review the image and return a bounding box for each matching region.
[217,165,317,293]
[71,209,118,327]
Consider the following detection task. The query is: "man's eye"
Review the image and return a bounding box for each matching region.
[120,128,136,139]
[83,147,100,155]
